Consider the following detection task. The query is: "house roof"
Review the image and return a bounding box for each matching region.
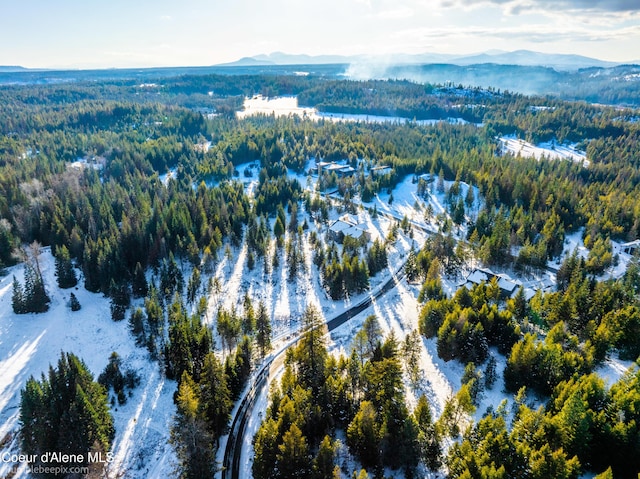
[464,268,521,296]
[329,215,370,239]
[466,269,490,284]
[328,219,353,234]
[498,277,518,293]
[622,240,640,248]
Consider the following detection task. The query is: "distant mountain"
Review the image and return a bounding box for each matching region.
[220,50,624,71]
[0,66,30,72]
[242,52,359,66]
[217,57,276,67]
[451,50,617,70]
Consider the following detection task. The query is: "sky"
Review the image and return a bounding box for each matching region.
[1,0,639,69]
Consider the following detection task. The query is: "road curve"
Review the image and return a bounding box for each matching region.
[221,264,406,479]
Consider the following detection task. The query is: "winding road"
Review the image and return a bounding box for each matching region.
[221,264,406,479]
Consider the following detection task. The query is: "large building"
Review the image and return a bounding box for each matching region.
[328,214,371,243]
[462,268,521,299]
[317,161,356,178]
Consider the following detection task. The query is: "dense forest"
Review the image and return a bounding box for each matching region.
[1,72,639,478]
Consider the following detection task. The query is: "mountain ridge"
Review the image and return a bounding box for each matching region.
[218,50,630,70]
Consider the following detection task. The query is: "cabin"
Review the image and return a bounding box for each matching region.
[317,161,356,178]
[417,173,434,183]
[328,214,371,243]
[621,240,640,256]
[462,268,521,299]
[371,165,393,176]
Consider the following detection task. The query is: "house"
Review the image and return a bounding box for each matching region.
[621,240,640,256]
[371,165,393,176]
[316,161,332,175]
[462,268,521,299]
[335,166,356,178]
[325,163,356,178]
[417,173,434,183]
[328,214,371,243]
[317,161,356,178]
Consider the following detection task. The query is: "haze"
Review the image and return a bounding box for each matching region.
[1,0,638,69]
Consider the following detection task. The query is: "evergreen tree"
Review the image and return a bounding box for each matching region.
[347,401,380,470]
[253,418,280,479]
[109,279,131,321]
[294,305,327,394]
[129,307,145,345]
[11,275,25,314]
[132,261,148,298]
[186,267,201,305]
[256,301,272,358]
[199,352,232,442]
[54,245,77,289]
[312,435,336,479]
[217,307,242,353]
[171,371,215,479]
[276,423,312,479]
[414,394,442,470]
[69,292,81,311]
[485,355,497,390]
[20,352,114,473]
[13,259,50,314]
[242,292,256,335]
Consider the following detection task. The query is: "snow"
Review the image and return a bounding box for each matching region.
[0,250,177,479]
[237,96,316,119]
[595,356,637,388]
[499,136,589,166]
[238,96,473,126]
[550,227,634,281]
[158,167,177,186]
[316,112,470,126]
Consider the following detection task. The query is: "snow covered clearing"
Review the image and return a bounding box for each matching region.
[0,250,177,479]
[238,96,472,126]
[499,136,589,166]
[237,96,316,119]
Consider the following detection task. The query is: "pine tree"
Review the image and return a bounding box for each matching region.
[132,262,148,298]
[15,257,50,314]
[129,307,145,345]
[199,352,232,442]
[110,280,131,321]
[186,267,201,305]
[171,371,215,479]
[274,216,285,239]
[242,292,256,335]
[347,401,380,469]
[253,418,280,479]
[20,352,114,471]
[294,305,327,393]
[256,301,272,358]
[312,435,336,479]
[414,394,441,470]
[485,355,497,389]
[54,245,77,289]
[26,262,49,313]
[69,292,81,311]
[276,423,311,479]
[11,275,25,314]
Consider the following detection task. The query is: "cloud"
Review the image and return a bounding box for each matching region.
[451,0,640,13]
[375,7,414,19]
[391,22,640,44]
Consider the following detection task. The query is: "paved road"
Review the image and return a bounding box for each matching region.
[221,265,406,479]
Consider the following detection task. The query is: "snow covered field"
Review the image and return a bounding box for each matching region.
[499,136,589,166]
[0,250,177,479]
[238,96,470,125]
